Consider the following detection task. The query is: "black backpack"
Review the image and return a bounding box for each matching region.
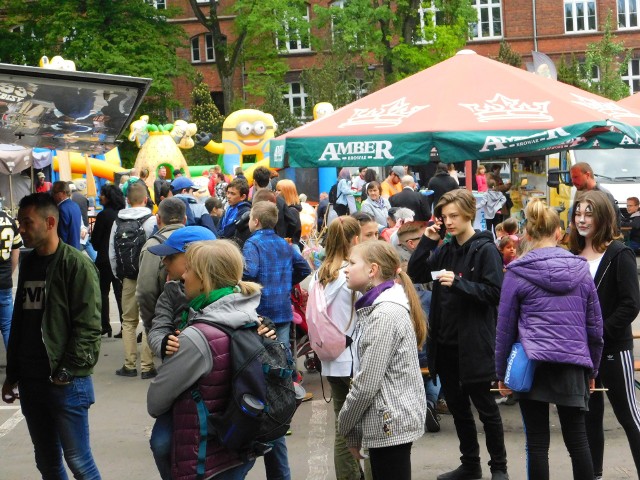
[328,183,339,204]
[191,319,297,461]
[114,214,152,280]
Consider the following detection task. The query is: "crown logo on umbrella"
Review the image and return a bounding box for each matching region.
[339,98,429,129]
[459,94,552,123]
[570,94,640,120]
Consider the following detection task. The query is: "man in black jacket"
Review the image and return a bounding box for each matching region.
[428,162,460,208]
[390,175,432,221]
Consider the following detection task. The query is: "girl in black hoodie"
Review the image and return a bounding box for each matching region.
[570,190,640,479]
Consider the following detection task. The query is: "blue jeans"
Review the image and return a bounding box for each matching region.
[19,376,101,479]
[81,240,97,262]
[218,460,256,479]
[0,287,13,348]
[275,322,293,364]
[264,436,291,480]
[264,324,292,479]
[150,412,172,480]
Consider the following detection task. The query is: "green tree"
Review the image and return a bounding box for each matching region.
[186,0,310,113]
[313,0,476,84]
[495,40,522,67]
[581,12,631,100]
[184,74,225,166]
[253,79,300,133]
[0,0,190,115]
[557,53,584,89]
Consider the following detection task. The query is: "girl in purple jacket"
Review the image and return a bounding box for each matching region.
[496,199,603,480]
[570,190,640,479]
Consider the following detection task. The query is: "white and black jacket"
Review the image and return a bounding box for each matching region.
[338,284,426,449]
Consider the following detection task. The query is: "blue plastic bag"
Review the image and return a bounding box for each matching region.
[504,342,538,392]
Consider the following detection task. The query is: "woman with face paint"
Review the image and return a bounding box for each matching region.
[570,190,640,480]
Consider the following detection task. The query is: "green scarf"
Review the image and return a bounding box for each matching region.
[179,286,235,329]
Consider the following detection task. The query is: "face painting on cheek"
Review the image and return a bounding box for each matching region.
[575,203,594,237]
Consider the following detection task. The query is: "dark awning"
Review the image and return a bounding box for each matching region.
[0,63,151,154]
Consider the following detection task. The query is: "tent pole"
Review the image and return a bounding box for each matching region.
[465,160,473,190]
[8,170,14,215]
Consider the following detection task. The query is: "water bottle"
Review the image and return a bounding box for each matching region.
[241,394,265,417]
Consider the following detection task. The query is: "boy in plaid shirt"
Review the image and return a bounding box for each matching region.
[242,200,311,479]
[243,201,310,345]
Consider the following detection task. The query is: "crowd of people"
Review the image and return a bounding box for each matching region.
[1,162,640,480]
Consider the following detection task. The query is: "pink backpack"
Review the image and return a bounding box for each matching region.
[305,276,351,362]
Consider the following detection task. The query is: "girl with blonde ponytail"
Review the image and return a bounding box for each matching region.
[307,216,363,480]
[495,198,603,479]
[338,240,426,480]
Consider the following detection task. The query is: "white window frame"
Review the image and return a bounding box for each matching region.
[471,0,503,40]
[564,0,597,33]
[148,0,166,9]
[205,34,215,62]
[191,37,201,63]
[283,82,308,119]
[622,58,640,94]
[618,0,640,29]
[10,25,23,33]
[416,0,439,45]
[277,5,311,53]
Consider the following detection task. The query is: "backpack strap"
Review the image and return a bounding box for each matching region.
[191,388,208,480]
[150,232,167,244]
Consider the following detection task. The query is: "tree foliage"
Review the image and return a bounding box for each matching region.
[313,0,475,84]
[582,12,631,100]
[183,73,225,166]
[0,0,190,114]
[253,79,300,134]
[186,0,310,113]
[556,13,631,100]
[495,40,522,68]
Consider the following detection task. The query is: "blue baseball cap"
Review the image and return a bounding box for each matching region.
[148,226,216,256]
[171,176,196,193]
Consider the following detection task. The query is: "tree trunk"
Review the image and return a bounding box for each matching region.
[220,74,234,115]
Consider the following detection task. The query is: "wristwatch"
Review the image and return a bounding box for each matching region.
[51,368,73,384]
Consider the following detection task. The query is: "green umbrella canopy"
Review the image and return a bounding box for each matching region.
[271,50,640,168]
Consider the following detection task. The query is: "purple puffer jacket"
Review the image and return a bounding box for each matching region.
[495,247,603,380]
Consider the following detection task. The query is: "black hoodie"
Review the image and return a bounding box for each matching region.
[408,230,504,384]
[592,240,640,353]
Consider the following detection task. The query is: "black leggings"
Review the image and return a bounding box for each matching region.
[519,399,593,480]
[585,349,640,477]
[97,261,123,331]
[369,442,412,480]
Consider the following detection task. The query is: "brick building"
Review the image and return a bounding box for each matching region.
[163,0,640,119]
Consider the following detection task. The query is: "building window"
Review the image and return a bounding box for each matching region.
[191,37,201,63]
[622,58,640,94]
[416,0,444,44]
[147,0,166,9]
[205,34,215,61]
[277,5,311,53]
[564,0,596,33]
[283,82,308,118]
[471,0,502,39]
[618,0,640,29]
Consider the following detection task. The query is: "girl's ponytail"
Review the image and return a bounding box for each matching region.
[397,270,427,348]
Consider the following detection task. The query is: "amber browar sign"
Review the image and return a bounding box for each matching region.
[270,50,640,168]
